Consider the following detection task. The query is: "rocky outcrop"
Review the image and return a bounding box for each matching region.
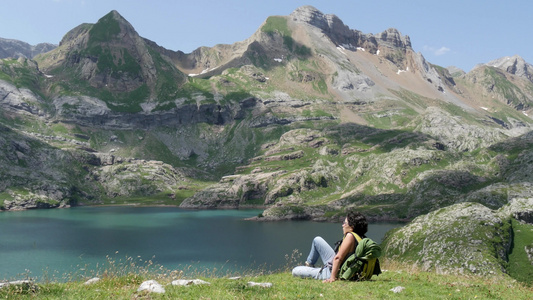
[498,197,533,224]
[180,171,285,208]
[3,193,68,210]
[0,79,46,116]
[382,198,533,276]
[414,107,508,151]
[180,128,340,210]
[289,6,411,54]
[52,94,256,129]
[92,158,187,198]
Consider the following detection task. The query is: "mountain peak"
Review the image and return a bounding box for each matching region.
[290,5,324,22]
[487,55,533,82]
[289,6,410,56]
[375,28,411,49]
[91,10,135,39]
[102,10,127,22]
[290,5,343,32]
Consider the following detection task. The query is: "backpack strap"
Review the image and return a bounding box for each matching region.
[350,232,363,243]
[341,232,361,257]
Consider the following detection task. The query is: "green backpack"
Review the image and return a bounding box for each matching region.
[338,232,382,281]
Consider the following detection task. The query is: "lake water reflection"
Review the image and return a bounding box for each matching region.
[0,206,402,281]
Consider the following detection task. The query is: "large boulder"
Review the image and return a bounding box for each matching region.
[382,198,533,276]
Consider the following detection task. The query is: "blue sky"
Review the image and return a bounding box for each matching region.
[1,0,531,72]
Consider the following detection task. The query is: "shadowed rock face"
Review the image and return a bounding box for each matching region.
[50,95,254,129]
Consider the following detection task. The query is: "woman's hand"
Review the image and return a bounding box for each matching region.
[322,277,337,283]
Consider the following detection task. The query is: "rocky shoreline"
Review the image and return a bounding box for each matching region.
[0,200,412,223]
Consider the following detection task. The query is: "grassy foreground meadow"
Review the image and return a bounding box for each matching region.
[2,260,531,299]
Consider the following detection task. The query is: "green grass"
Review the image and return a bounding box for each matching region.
[260,16,311,58]
[399,154,451,185]
[507,218,533,284]
[312,78,328,94]
[483,67,527,108]
[261,16,291,36]
[2,261,531,299]
[0,58,44,96]
[87,12,121,45]
[363,108,418,129]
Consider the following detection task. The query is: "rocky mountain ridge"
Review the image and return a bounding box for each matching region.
[0,6,532,225]
[0,37,56,59]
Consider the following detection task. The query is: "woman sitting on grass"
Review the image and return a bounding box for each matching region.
[292,211,368,283]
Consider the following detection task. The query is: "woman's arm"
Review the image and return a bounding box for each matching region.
[323,233,355,283]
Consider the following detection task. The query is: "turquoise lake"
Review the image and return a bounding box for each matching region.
[0,206,402,281]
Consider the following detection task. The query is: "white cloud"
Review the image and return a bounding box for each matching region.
[434,47,450,56]
[423,45,451,56]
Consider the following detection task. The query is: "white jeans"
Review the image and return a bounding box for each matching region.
[292,236,336,280]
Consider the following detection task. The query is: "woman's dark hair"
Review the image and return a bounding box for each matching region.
[347,211,368,236]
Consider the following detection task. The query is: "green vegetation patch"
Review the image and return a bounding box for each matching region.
[261,16,291,36]
[224,91,254,103]
[147,47,185,102]
[89,46,142,79]
[507,218,533,285]
[0,192,10,209]
[260,16,311,57]
[0,59,44,96]
[483,67,528,108]
[87,12,121,46]
[312,78,328,94]
[301,109,332,118]
[363,108,417,129]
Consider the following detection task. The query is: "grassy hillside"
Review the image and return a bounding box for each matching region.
[2,261,531,299]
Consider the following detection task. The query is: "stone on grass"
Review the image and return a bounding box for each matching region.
[137,280,165,294]
[247,281,273,288]
[171,279,211,286]
[0,280,38,292]
[84,277,100,285]
[390,286,405,293]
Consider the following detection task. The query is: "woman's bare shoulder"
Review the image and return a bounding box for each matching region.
[344,232,356,243]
